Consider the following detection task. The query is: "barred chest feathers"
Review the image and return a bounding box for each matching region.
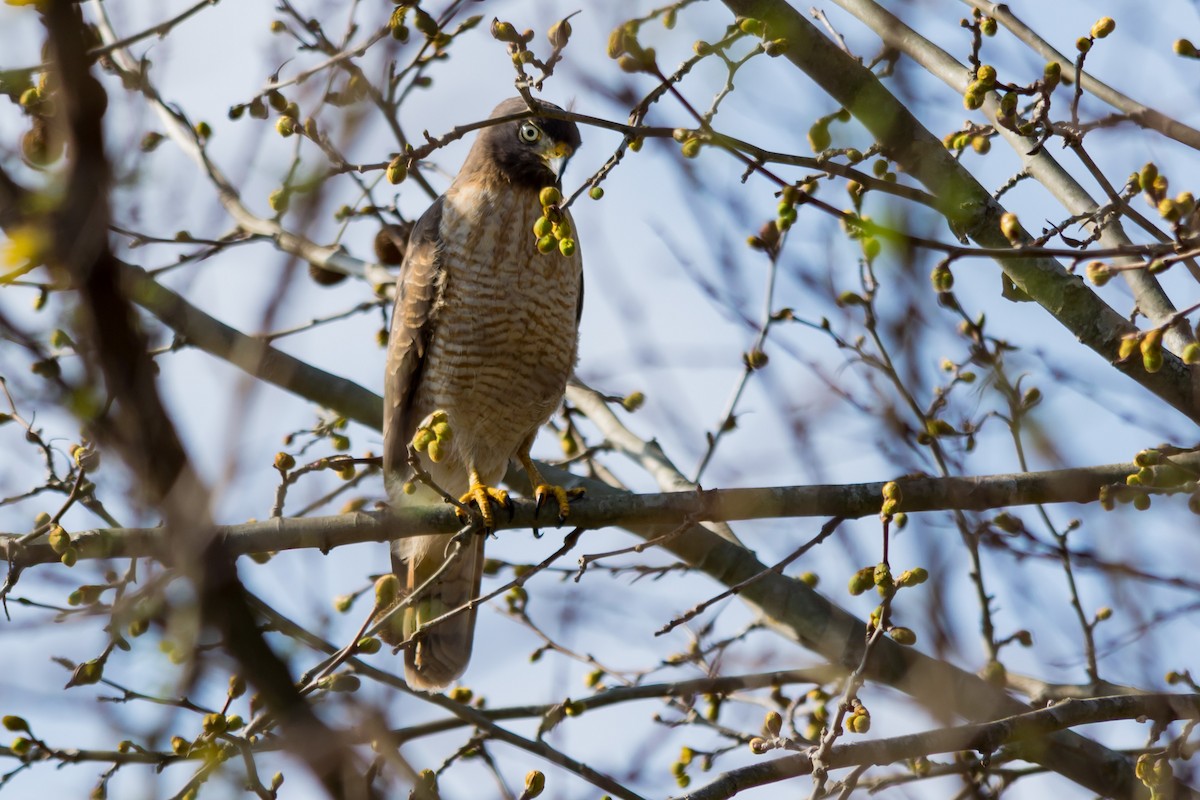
[414,176,583,491]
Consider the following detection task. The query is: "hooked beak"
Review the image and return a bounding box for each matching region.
[542,140,575,181]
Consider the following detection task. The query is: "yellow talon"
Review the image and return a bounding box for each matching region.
[533,484,585,523]
[458,481,510,528]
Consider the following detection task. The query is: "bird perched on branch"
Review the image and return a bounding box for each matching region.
[382,97,584,690]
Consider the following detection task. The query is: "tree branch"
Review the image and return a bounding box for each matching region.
[6,453,1192,567]
[720,0,1200,424]
[681,693,1200,800]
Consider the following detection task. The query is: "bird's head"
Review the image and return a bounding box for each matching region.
[464,97,582,189]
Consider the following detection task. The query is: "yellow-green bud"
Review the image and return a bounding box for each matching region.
[2,716,30,733]
[47,525,70,554]
[269,189,289,214]
[845,711,871,733]
[1085,261,1111,286]
[326,673,361,692]
[1139,162,1159,193]
[1091,17,1115,39]
[848,566,875,596]
[558,238,577,257]
[763,38,790,57]
[386,156,407,185]
[1043,61,1061,90]
[1000,212,1021,243]
[539,186,562,207]
[739,17,765,37]
[807,122,831,152]
[873,562,894,594]
[374,574,400,608]
[523,770,546,799]
[202,712,227,735]
[931,264,954,292]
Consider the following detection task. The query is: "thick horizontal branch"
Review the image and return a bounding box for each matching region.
[121,261,381,428]
[4,454,1192,567]
[682,693,1200,800]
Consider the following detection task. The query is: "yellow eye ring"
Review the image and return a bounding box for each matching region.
[518,121,542,143]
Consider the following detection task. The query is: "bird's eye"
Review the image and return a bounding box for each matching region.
[518,121,542,143]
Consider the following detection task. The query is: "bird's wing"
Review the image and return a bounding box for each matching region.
[382,196,445,490]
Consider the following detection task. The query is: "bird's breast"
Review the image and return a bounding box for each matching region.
[417,179,582,483]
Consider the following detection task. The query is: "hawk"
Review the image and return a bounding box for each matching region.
[382,98,584,690]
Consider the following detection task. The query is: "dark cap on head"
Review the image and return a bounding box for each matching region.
[459,97,582,189]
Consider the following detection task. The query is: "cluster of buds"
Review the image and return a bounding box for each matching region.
[776,184,801,232]
[962,63,997,111]
[943,125,994,155]
[1137,162,1200,236]
[532,187,576,257]
[14,67,66,167]
[46,523,77,567]
[1076,17,1116,55]
[388,4,453,47]
[607,21,657,74]
[844,699,871,733]
[1108,326,1195,376]
[670,746,699,788]
[1135,753,1174,795]
[803,688,830,741]
[490,18,537,65]
[1101,449,1200,513]
[747,709,787,756]
[672,127,704,159]
[880,481,902,519]
[735,16,789,57]
[411,410,453,463]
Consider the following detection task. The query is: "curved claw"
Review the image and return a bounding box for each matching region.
[457,483,510,528]
[533,484,586,525]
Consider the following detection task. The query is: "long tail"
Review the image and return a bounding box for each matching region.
[384,532,484,691]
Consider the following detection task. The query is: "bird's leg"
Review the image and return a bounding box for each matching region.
[519,443,584,524]
[458,468,511,529]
